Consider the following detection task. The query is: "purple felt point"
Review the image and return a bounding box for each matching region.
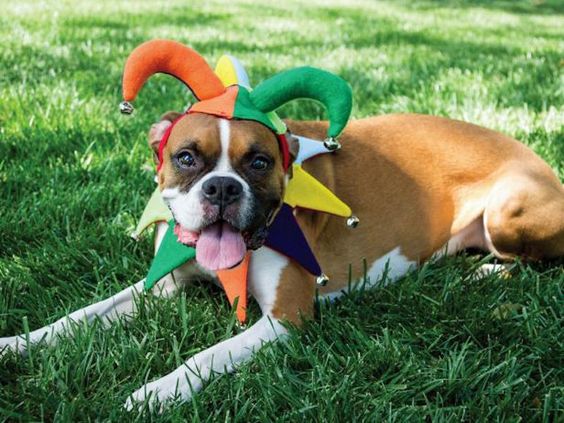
[265,204,322,276]
[295,135,334,164]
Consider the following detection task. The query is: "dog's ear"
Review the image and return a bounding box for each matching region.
[286,131,300,165]
[148,111,182,162]
[284,131,300,178]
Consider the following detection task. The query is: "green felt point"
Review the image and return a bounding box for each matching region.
[144,220,195,290]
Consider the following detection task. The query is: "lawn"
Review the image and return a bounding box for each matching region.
[0,0,563,420]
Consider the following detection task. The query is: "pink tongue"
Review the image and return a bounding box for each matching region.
[196,221,246,271]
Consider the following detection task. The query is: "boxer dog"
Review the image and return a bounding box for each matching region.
[1,87,563,412]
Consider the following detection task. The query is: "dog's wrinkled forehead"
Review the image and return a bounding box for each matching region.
[158,113,282,188]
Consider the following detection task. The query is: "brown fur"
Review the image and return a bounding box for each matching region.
[271,263,316,324]
[228,118,287,205]
[159,113,222,189]
[276,114,564,311]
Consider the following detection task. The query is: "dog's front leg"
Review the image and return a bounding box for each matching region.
[125,314,287,411]
[0,278,144,356]
[0,269,192,357]
[0,222,183,357]
[125,248,315,412]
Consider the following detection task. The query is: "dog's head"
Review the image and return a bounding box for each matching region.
[148,111,298,270]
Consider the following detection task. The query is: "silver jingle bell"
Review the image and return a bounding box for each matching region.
[346,215,360,228]
[316,273,329,286]
[323,137,341,151]
[119,101,134,115]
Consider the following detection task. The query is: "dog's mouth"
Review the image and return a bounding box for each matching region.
[174,220,256,271]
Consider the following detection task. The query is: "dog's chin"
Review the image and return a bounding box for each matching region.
[242,224,269,250]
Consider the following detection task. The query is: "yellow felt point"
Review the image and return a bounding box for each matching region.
[215,54,251,88]
[215,55,239,87]
[284,164,352,217]
[131,187,172,239]
[216,253,250,323]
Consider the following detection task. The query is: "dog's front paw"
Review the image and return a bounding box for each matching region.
[0,336,26,359]
[124,373,195,413]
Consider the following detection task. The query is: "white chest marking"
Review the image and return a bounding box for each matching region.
[248,247,289,314]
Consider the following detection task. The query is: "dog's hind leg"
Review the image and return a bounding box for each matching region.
[483,172,564,260]
[0,222,186,357]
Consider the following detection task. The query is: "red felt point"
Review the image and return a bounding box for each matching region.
[216,253,251,324]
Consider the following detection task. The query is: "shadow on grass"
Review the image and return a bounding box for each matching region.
[389,0,564,15]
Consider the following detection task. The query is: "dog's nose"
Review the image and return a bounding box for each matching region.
[202,176,243,207]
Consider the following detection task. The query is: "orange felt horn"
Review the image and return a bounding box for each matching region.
[121,39,226,112]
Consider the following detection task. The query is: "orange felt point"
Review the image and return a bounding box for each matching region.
[216,253,250,323]
[122,39,225,102]
[189,85,238,119]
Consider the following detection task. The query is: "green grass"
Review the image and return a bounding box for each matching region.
[0,0,563,420]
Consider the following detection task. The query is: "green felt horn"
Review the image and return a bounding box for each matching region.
[249,67,353,139]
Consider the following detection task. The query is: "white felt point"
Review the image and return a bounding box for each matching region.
[226,55,251,88]
[295,135,335,164]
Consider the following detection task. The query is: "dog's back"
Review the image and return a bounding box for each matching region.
[286,114,564,295]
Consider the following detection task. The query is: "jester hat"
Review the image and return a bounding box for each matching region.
[119,39,353,170]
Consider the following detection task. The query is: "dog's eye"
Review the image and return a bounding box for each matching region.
[176,151,195,168]
[250,156,270,171]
